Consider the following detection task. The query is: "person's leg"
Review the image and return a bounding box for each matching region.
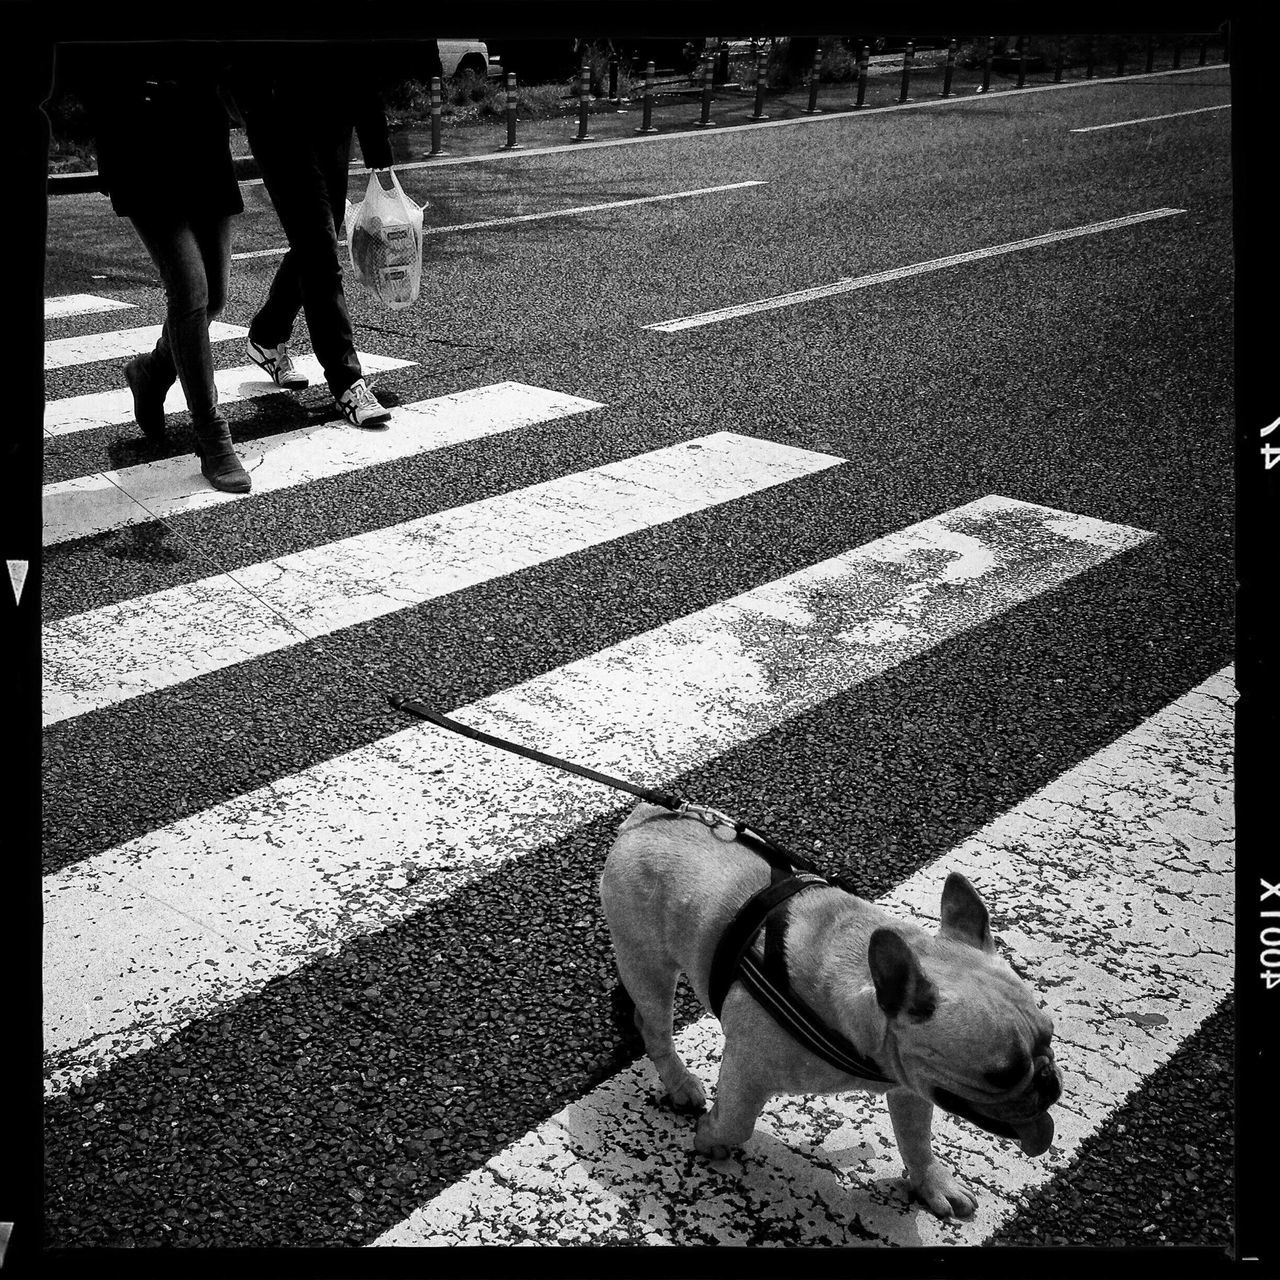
[244,104,362,396]
[130,215,250,493]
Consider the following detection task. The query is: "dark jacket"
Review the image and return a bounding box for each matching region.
[227,40,442,171]
[54,41,243,220]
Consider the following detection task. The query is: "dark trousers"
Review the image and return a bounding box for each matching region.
[131,214,233,432]
[242,100,362,397]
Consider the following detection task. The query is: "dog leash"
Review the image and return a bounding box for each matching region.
[387,694,833,878]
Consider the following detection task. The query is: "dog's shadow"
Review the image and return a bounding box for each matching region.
[547,1013,954,1246]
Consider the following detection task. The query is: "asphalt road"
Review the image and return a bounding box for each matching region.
[37,65,1238,1264]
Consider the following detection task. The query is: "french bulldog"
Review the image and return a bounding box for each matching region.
[600,803,1062,1219]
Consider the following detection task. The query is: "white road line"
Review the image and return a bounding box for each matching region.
[43,352,415,439]
[41,381,599,546]
[1070,103,1230,132]
[304,64,1223,174]
[375,667,1233,1247]
[45,294,135,320]
[42,495,1151,1096]
[44,322,249,370]
[646,209,1186,332]
[41,432,844,725]
[232,182,768,258]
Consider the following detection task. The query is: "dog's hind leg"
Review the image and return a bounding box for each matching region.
[616,958,707,1113]
[601,892,706,1110]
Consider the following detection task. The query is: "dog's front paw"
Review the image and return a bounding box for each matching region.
[907,1162,978,1219]
[694,1111,737,1160]
[662,1068,707,1115]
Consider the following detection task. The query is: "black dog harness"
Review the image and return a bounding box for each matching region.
[708,859,892,1085]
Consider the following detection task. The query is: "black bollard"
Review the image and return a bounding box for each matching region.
[899,41,914,102]
[942,38,957,97]
[635,60,658,134]
[697,56,716,127]
[1055,35,1065,82]
[573,61,593,141]
[751,51,769,120]
[1199,36,1208,65]
[427,75,447,157]
[1086,35,1095,79]
[856,44,869,107]
[805,45,822,114]
[1116,42,1126,77]
[1015,35,1026,88]
[978,35,993,93]
[1145,36,1155,74]
[501,71,521,149]
[1172,38,1182,69]
[609,55,628,112]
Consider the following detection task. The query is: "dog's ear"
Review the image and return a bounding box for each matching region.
[869,928,937,1020]
[939,872,995,953]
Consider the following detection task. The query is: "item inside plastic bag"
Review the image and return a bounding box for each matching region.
[344,169,425,310]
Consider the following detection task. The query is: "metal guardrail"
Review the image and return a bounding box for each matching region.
[47,33,1228,193]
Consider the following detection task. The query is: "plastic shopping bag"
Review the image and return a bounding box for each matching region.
[344,168,425,310]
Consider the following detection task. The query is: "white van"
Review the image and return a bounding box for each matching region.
[437,39,501,78]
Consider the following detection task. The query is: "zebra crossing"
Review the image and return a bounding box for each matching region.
[40,293,1234,1248]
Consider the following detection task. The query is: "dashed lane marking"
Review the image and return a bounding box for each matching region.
[42,495,1151,1096]
[644,209,1185,332]
[1069,103,1230,132]
[41,432,843,724]
[374,666,1233,1247]
[231,182,768,259]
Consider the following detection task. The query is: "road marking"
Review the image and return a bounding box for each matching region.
[1069,103,1230,132]
[44,322,249,370]
[645,209,1185,332]
[45,294,135,320]
[41,380,600,546]
[43,352,415,438]
[41,432,844,724]
[374,667,1233,1247]
[284,65,1222,174]
[42,495,1151,1096]
[231,182,768,258]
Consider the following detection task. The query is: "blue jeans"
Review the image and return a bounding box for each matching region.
[130,214,233,433]
[242,101,363,397]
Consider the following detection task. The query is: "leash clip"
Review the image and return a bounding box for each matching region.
[679,801,739,834]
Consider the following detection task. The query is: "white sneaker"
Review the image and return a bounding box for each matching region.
[246,336,309,390]
[335,378,392,428]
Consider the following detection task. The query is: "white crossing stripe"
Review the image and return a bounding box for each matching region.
[45,294,135,320]
[42,495,1151,1096]
[42,381,598,546]
[374,667,1234,1247]
[645,210,1186,332]
[43,352,415,438]
[41,432,844,725]
[1070,103,1230,132]
[44,322,249,370]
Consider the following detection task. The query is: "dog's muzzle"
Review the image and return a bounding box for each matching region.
[932,1086,1056,1157]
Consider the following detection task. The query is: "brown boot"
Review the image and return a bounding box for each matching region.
[123,356,169,442]
[193,423,251,494]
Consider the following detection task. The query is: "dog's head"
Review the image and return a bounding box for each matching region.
[868,872,1061,1156]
